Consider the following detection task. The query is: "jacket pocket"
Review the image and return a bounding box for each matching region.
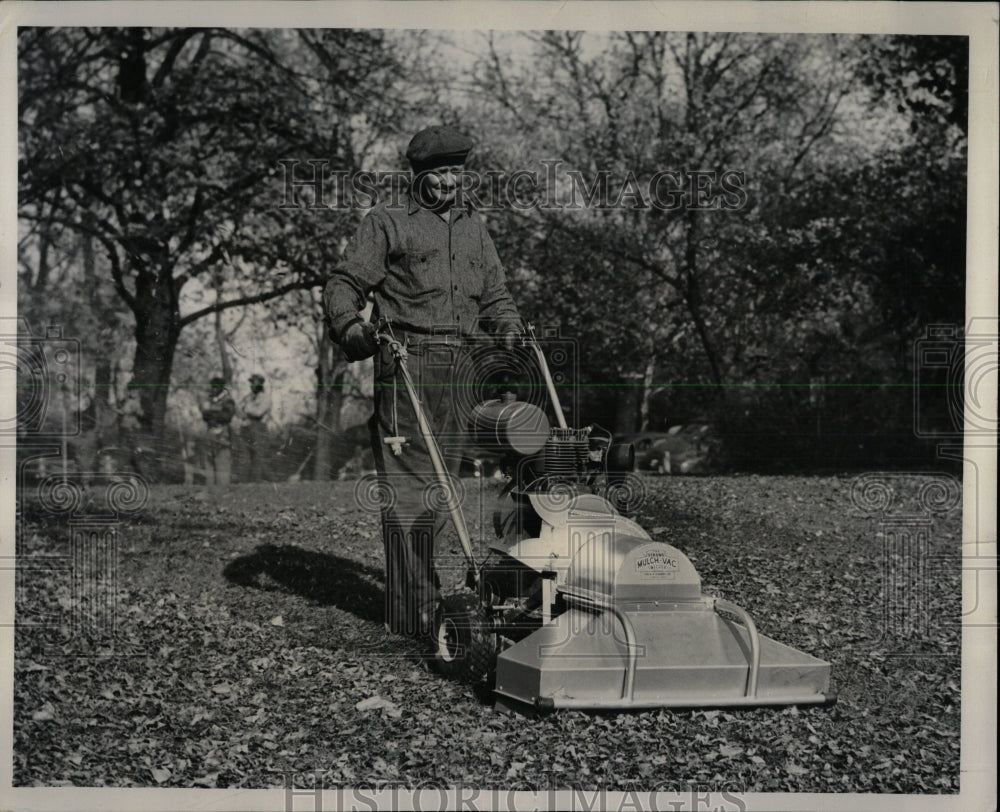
[459,257,485,303]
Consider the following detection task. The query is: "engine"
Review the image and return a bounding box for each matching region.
[469,393,634,491]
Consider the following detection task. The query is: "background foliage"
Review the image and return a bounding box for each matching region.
[17,28,968,476]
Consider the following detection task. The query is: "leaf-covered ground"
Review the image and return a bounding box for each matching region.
[14,474,961,792]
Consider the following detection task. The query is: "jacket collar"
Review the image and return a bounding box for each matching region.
[406,188,472,220]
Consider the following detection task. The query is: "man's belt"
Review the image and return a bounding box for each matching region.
[393,327,464,349]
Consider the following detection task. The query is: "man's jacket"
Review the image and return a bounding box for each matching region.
[201,391,236,429]
[324,193,521,340]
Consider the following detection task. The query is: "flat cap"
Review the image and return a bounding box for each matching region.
[406,126,473,169]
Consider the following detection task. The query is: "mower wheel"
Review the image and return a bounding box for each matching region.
[432,593,497,684]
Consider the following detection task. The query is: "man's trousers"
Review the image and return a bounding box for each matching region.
[368,337,469,638]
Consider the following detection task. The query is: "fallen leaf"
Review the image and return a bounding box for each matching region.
[355,695,401,717]
[150,766,171,783]
[506,762,526,779]
[32,704,55,722]
[194,773,219,787]
[270,615,285,627]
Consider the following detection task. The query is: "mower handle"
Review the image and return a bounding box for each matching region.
[523,323,569,430]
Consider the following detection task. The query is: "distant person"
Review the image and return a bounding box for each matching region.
[240,373,272,482]
[180,433,198,485]
[199,376,236,485]
[117,382,147,478]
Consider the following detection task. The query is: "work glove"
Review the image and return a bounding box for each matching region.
[339,317,378,362]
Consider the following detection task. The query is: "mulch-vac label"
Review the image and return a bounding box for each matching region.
[634,551,678,578]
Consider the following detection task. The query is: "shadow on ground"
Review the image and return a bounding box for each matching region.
[223,543,384,623]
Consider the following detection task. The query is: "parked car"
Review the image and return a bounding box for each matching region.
[618,424,722,474]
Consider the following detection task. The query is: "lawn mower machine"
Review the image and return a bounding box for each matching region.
[376,323,833,713]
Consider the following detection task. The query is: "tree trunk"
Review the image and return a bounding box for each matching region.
[682,206,726,417]
[33,207,53,298]
[82,233,115,446]
[313,358,331,482]
[214,273,233,383]
[614,371,642,434]
[638,357,656,431]
[130,261,182,469]
[313,331,345,481]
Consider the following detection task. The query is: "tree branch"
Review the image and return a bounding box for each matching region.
[150,29,201,88]
[178,277,322,327]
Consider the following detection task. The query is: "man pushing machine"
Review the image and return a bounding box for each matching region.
[324,125,523,641]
